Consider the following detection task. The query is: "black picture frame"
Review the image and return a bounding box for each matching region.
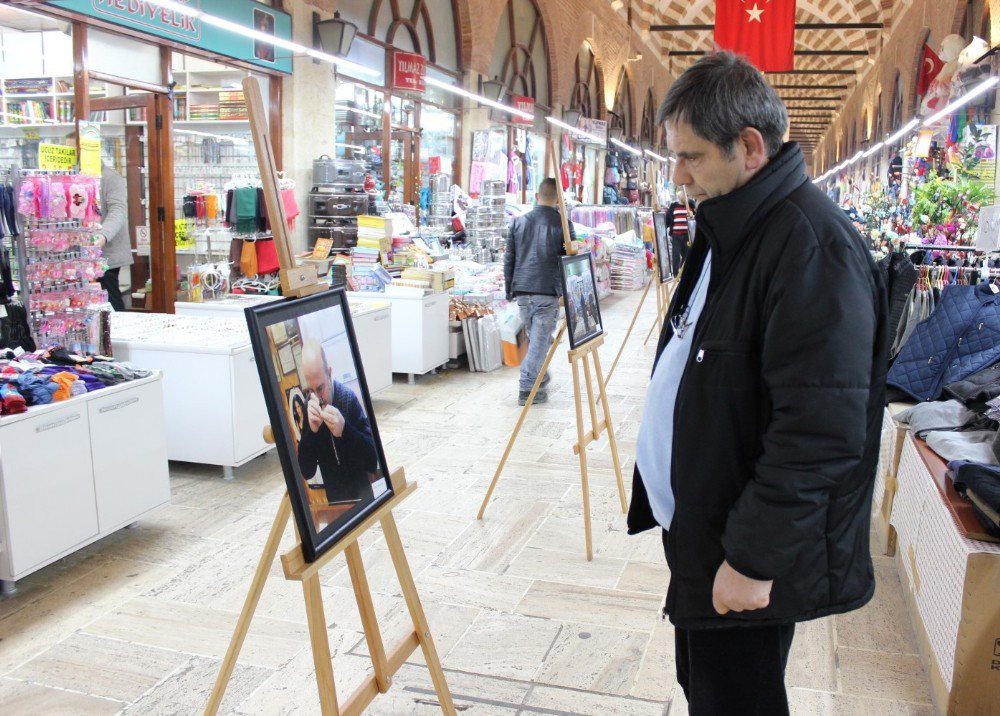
[652,210,673,284]
[246,289,394,562]
[560,253,604,350]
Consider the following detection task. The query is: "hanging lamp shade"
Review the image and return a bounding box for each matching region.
[481,77,507,103]
[315,11,358,57]
[563,108,582,129]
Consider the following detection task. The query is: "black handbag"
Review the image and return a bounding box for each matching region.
[0,300,35,353]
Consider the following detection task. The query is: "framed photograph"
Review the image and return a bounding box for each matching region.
[253,9,276,63]
[560,253,604,350]
[652,210,673,284]
[246,289,393,562]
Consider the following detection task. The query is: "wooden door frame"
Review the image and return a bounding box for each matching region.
[91,93,176,314]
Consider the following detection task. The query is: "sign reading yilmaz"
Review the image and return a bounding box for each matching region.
[392,51,426,93]
[45,0,293,74]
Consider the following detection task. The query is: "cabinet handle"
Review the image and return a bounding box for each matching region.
[99,397,140,414]
[35,413,81,433]
[374,315,389,322]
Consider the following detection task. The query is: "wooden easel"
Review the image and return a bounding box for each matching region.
[206,465,455,715]
[477,139,626,561]
[242,76,326,299]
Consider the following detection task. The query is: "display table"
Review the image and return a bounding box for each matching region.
[346,289,448,384]
[0,373,170,593]
[881,419,1000,714]
[110,313,272,479]
[175,294,282,317]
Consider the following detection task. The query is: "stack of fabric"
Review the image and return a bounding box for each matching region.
[0,346,152,416]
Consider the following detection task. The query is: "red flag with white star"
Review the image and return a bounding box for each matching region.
[714,0,796,72]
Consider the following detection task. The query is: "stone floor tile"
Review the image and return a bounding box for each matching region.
[9,632,189,703]
[505,545,627,590]
[535,622,648,695]
[835,557,920,655]
[788,687,935,715]
[786,617,838,692]
[523,683,665,715]
[434,498,552,574]
[516,580,663,632]
[0,677,123,715]
[631,619,677,702]
[412,564,533,613]
[838,647,932,704]
[123,655,271,714]
[444,611,561,680]
[351,600,480,667]
[616,561,669,595]
[365,663,527,715]
[526,511,616,556]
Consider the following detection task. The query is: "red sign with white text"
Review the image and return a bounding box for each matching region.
[392,51,426,93]
[512,95,535,125]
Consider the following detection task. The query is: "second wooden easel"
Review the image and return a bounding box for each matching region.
[477,138,626,561]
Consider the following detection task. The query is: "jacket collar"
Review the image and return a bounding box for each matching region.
[694,142,808,263]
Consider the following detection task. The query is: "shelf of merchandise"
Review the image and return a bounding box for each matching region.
[0,76,107,128]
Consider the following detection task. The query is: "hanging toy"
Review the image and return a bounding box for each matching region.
[50,181,68,219]
[37,176,51,220]
[68,182,88,220]
[84,179,100,225]
[17,178,36,217]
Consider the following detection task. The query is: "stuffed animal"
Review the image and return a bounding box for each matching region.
[49,181,68,219]
[68,182,88,220]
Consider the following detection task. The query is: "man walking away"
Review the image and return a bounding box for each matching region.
[504,178,574,405]
[667,198,691,274]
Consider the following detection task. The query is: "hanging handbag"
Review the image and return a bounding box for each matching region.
[239,239,258,277]
[0,301,36,353]
[255,237,280,275]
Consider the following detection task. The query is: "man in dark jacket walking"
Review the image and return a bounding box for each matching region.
[630,53,888,715]
[504,178,574,405]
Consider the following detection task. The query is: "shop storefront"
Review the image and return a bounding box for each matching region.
[0,0,289,313]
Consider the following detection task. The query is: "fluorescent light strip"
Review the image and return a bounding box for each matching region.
[335,142,366,151]
[610,137,642,156]
[336,105,380,120]
[425,76,533,121]
[846,150,864,165]
[862,141,884,157]
[885,118,919,146]
[645,149,668,162]
[923,76,999,126]
[142,0,379,77]
[545,116,606,145]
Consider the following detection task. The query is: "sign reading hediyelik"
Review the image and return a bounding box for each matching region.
[45,0,293,74]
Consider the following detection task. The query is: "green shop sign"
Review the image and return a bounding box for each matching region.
[46,0,293,74]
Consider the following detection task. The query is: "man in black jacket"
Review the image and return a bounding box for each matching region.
[504,178,573,405]
[630,53,888,715]
[297,340,378,506]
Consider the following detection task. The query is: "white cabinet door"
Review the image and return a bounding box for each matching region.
[88,381,171,531]
[354,308,392,393]
[231,347,271,464]
[421,294,450,372]
[0,407,98,577]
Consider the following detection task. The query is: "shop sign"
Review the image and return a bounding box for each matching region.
[392,51,426,93]
[79,122,102,177]
[428,156,441,174]
[38,143,77,170]
[135,225,151,257]
[512,95,535,125]
[577,118,607,146]
[45,0,293,74]
[964,124,997,203]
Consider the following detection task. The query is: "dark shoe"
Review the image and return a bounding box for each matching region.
[518,390,548,406]
[540,371,551,388]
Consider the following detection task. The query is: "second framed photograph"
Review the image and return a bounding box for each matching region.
[560,253,604,350]
[652,210,673,284]
[246,289,393,563]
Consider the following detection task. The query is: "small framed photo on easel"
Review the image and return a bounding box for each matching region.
[560,253,604,350]
[246,289,394,562]
[652,210,673,284]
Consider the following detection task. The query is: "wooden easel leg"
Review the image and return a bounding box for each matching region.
[571,356,594,561]
[581,353,600,441]
[381,513,456,715]
[592,350,628,514]
[206,496,292,716]
[303,573,341,716]
[643,314,660,346]
[345,542,391,693]
[477,323,567,520]
[605,275,653,388]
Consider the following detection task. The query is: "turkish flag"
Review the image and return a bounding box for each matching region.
[714,0,796,72]
[917,44,944,96]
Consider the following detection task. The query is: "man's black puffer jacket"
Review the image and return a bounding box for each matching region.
[627,143,890,629]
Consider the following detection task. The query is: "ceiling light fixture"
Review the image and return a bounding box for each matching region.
[610,137,643,156]
[424,76,533,121]
[644,148,668,162]
[885,118,919,146]
[545,116,606,145]
[922,76,999,126]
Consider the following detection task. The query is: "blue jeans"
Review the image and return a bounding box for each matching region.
[517,294,560,392]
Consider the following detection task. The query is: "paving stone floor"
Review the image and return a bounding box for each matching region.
[0,288,936,715]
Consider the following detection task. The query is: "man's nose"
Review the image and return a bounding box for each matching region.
[673,163,693,187]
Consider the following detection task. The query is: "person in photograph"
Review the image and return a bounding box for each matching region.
[504,178,575,405]
[297,339,378,504]
[629,52,887,715]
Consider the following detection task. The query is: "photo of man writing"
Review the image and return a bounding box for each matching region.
[297,339,378,506]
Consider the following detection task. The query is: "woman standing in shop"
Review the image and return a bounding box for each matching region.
[97,162,133,311]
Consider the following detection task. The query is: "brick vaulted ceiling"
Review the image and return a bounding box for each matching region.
[622,0,893,153]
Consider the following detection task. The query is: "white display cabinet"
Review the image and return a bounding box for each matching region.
[347,290,449,384]
[0,374,170,593]
[176,296,393,394]
[110,313,272,479]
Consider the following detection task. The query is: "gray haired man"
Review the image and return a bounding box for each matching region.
[627,52,888,715]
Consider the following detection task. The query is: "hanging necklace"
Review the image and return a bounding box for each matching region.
[670,258,710,340]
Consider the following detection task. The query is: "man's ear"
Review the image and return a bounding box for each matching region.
[738,127,768,172]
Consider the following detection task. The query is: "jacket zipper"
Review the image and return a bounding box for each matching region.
[929,301,985,398]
